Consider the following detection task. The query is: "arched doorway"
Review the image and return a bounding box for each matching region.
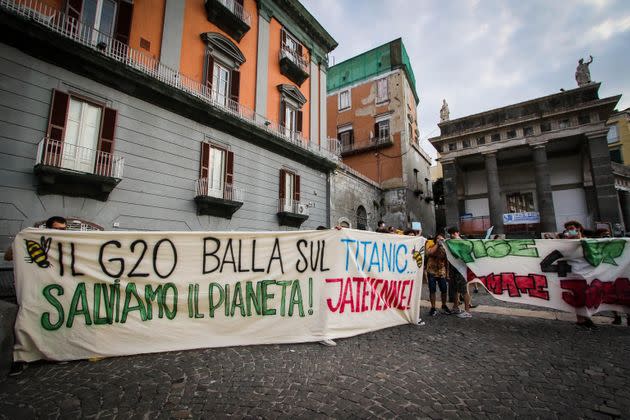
[356,205,367,230]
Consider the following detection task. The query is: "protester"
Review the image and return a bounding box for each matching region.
[561,221,597,328]
[8,216,68,376]
[447,227,473,318]
[425,233,451,316]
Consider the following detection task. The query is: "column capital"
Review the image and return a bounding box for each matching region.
[439,157,456,165]
[530,141,548,150]
[481,150,497,157]
[585,129,609,140]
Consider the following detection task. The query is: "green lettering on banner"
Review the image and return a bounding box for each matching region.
[260,280,276,315]
[41,284,64,331]
[276,280,292,316]
[66,282,92,328]
[162,283,178,319]
[230,282,245,317]
[245,281,262,316]
[121,283,147,323]
[447,239,539,262]
[93,284,111,325]
[289,280,305,317]
[582,239,626,267]
[209,282,224,318]
[145,284,163,319]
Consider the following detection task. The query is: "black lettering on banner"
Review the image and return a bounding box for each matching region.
[58,242,64,277]
[70,243,84,276]
[99,240,124,278]
[540,250,572,277]
[203,237,220,274]
[153,239,177,279]
[296,239,308,273]
[128,240,149,277]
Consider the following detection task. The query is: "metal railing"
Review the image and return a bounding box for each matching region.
[36,137,124,178]
[195,178,244,202]
[1,0,339,161]
[278,199,310,215]
[341,134,393,153]
[279,44,309,73]
[215,0,251,26]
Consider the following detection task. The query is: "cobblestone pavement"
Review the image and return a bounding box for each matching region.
[1,310,628,419]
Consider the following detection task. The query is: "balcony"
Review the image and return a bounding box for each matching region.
[279,45,309,86]
[0,0,340,166]
[194,179,244,219]
[204,0,251,42]
[277,199,309,227]
[341,134,394,157]
[34,137,124,201]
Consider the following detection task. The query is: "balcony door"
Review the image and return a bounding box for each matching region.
[206,146,226,198]
[212,62,231,107]
[62,97,102,173]
[81,0,117,44]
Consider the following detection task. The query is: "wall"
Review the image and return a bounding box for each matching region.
[266,17,310,139]
[0,43,328,249]
[179,0,258,112]
[330,168,381,231]
[128,0,165,61]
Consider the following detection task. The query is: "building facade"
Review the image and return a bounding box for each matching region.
[429,83,625,237]
[326,39,436,234]
[606,108,630,230]
[0,0,339,249]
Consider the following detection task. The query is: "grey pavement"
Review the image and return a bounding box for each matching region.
[1,308,629,419]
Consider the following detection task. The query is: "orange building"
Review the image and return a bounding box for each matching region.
[327,39,435,233]
[0,0,340,237]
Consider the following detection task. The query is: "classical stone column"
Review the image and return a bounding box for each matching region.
[484,152,504,234]
[442,159,459,229]
[532,143,556,232]
[587,132,622,224]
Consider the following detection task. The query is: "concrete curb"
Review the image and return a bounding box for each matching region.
[419,299,623,326]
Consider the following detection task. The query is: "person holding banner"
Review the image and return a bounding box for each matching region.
[425,233,452,316]
[447,227,473,318]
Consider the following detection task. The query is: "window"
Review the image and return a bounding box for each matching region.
[607,126,619,144]
[558,119,570,129]
[279,169,301,213]
[44,89,117,176]
[338,90,351,110]
[540,122,551,132]
[202,32,244,108]
[477,136,485,145]
[448,143,457,151]
[374,119,390,140]
[610,148,622,164]
[66,0,133,46]
[507,129,516,139]
[578,114,591,125]
[281,28,306,68]
[356,206,367,230]
[277,84,306,138]
[523,126,534,136]
[338,126,354,149]
[376,78,388,103]
[491,133,500,142]
[506,192,535,213]
[199,143,234,199]
[462,139,470,148]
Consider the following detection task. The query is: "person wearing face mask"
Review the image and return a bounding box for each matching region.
[562,221,597,328]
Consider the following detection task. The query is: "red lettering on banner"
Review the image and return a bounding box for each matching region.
[470,270,550,301]
[560,278,630,309]
[325,277,414,313]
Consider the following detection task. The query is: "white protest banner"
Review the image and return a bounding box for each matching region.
[445,238,630,316]
[13,228,425,362]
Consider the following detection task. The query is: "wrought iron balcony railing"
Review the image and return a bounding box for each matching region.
[36,137,124,178]
[216,0,251,26]
[1,0,339,162]
[195,179,244,202]
[341,134,394,154]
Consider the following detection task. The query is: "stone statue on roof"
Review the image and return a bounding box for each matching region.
[575,55,593,86]
[440,99,450,122]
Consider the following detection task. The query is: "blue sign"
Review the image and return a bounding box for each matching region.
[502,212,540,225]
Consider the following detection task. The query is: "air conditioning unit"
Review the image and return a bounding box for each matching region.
[296,204,307,215]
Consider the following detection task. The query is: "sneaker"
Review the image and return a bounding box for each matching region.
[469,304,478,309]
[457,311,472,318]
[441,305,452,315]
[320,339,337,347]
[452,307,463,314]
[8,362,26,377]
[429,308,438,317]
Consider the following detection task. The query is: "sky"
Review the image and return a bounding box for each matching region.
[300,0,630,160]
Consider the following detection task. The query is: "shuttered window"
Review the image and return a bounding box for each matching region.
[200,142,235,199]
[279,169,300,212]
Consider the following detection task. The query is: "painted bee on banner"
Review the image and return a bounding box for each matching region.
[412,247,424,269]
[24,236,52,268]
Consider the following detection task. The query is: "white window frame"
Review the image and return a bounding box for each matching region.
[338,89,351,110]
[82,0,118,45]
[206,145,227,198]
[62,96,103,173]
[212,61,231,107]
